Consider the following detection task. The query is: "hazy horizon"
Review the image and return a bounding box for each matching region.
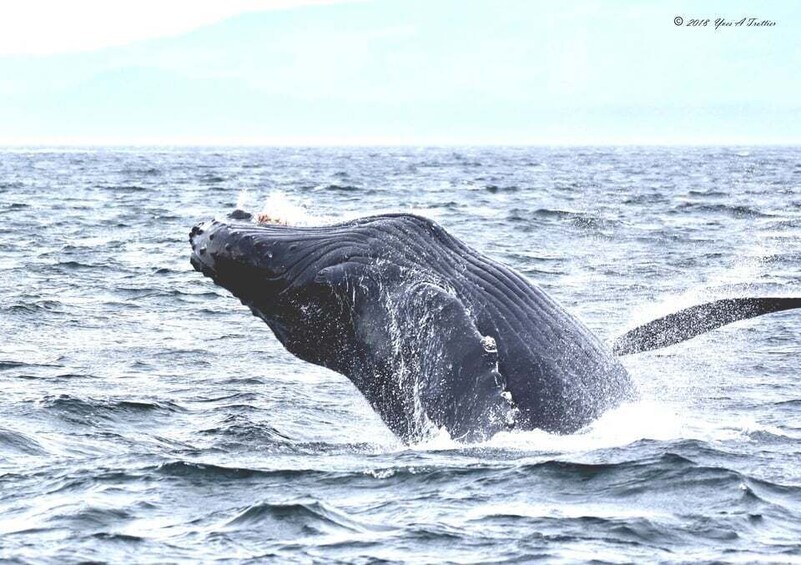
[1,0,799,146]
[2,141,800,148]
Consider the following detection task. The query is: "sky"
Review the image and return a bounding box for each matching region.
[0,0,799,145]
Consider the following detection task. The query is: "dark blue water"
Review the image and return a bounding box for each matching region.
[2,147,800,562]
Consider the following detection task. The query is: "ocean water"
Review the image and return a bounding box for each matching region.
[1,146,800,563]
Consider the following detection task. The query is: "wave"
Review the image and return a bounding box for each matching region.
[55,260,107,270]
[199,421,293,445]
[672,202,774,218]
[151,267,181,275]
[507,207,614,231]
[98,184,150,192]
[485,184,519,193]
[323,184,360,192]
[0,427,47,455]
[38,394,185,426]
[7,299,64,314]
[90,532,146,543]
[688,189,729,198]
[222,499,387,535]
[3,201,29,209]
[65,506,133,528]
[155,460,313,480]
[199,175,227,184]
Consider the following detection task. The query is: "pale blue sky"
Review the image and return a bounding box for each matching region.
[0,0,798,145]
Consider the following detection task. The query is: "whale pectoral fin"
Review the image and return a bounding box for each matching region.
[400,284,510,441]
[613,297,801,355]
[314,261,372,291]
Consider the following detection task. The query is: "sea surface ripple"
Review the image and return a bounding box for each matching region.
[1,146,800,563]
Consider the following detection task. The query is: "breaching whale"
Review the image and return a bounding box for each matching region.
[189,210,800,443]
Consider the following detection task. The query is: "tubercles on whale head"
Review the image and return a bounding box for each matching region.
[188,216,352,317]
[189,215,367,371]
[189,219,282,281]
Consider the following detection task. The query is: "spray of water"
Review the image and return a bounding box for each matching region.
[235,189,250,212]
[622,240,779,331]
[257,191,319,226]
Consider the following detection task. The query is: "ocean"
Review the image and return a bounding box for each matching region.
[1,146,800,563]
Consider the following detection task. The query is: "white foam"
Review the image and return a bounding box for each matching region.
[413,426,460,451]
[238,189,447,228]
[484,401,685,452]
[257,190,318,226]
[398,399,776,454]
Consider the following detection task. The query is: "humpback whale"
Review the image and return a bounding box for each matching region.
[189,210,800,443]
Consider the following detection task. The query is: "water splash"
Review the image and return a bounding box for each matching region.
[257,191,319,226]
[235,189,250,211]
[622,241,785,332]
[401,398,768,454]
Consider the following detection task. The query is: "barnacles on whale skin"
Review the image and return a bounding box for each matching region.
[257,212,289,225]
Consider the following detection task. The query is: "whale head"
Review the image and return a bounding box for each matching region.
[189,210,365,367]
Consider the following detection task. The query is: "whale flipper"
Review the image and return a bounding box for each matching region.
[613,297,801,356]
[314,264,511,441]
[392,283,512,441]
